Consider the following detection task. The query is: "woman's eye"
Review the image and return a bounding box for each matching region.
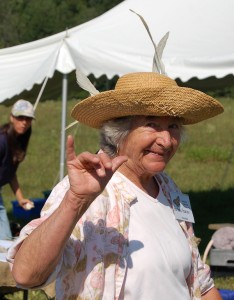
[146,122,160,129]
[169,123,180,129]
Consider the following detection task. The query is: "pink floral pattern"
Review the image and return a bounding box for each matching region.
[8,173,213,299]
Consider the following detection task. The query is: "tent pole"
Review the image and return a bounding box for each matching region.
[60,73,68,181]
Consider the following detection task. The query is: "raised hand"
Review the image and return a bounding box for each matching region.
[66,135,128,204]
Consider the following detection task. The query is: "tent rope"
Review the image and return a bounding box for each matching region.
[33,76,50,111]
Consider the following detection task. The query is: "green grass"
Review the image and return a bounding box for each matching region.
[3,290,49,300]
[0,96,234,297]
[215,276,234,290]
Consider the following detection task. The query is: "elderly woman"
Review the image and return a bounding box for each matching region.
[8,72,223,300]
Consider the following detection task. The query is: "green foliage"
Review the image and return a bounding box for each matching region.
[208,84,234,99]
[0,0,22,47]
[177,75,234,97]
[4,290,49,300]
[0,0,124,48]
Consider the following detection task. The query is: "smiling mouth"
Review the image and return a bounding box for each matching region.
[145,150,164,156]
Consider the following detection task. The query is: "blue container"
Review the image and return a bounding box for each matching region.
[11,198,46,220]
[219,289,234,300]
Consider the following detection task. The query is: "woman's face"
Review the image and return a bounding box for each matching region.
[10,115,32,135]
[119,116,182,178]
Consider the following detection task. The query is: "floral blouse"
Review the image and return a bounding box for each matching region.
[8,171,213,299]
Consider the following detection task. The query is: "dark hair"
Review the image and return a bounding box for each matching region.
[0,122,32,165]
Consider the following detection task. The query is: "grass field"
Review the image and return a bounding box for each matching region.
[0,95,234,297]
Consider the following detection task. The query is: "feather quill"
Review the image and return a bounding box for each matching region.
[76,68,100,96]
[130,9,169,75]
[153,32,169,74]
[65,68,100,130]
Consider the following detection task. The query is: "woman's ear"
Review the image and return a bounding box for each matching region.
[10,114,14,123]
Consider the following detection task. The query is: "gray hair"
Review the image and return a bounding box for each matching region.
[100,116,186,157]
[100,116,134,157]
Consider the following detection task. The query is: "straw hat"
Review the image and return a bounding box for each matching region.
[71,72,224,128]
[71,11,224,129]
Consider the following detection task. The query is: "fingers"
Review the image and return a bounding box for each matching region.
[76,152,128,177]
[78,152,113,177]
[66,135,128,178]
[66,136,112,173]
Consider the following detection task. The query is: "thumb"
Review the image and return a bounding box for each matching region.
[66,135,76,162]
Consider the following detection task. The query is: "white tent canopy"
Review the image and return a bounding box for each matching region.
[1,0,234,102]
[1,0,234,179]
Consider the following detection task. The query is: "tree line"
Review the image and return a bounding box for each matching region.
[0,0,123,48]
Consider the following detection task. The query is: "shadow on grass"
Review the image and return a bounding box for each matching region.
[189,188,234,253]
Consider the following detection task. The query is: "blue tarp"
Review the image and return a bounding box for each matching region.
[219,289,234,300]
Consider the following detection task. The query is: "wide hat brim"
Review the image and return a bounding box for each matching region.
[71,73,224,128]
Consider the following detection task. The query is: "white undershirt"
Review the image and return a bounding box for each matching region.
[119,173,192,300]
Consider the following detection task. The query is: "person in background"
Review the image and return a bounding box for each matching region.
[0,99,35,239]
[8,72,224,299]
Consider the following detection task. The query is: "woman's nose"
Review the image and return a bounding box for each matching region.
[156,130,172,149]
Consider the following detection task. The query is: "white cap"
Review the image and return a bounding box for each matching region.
[11,100,35,119]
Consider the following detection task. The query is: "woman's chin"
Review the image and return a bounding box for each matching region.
[144,163,167,175]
